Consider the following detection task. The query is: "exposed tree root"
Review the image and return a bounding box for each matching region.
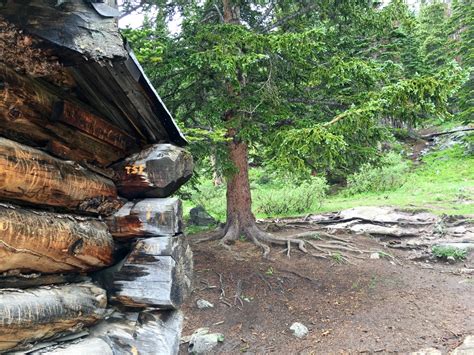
[193,219,391,263]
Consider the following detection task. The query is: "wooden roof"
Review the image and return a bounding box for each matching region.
[0,0,186,147]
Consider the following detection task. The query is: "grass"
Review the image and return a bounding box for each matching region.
[431,245,468,261]
[182,136,473,225]
[322,145,473,215]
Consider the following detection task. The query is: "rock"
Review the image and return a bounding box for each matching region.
[410,348,442,355]
[370,252,380,259]
[188,328,224,354]
[196,299,214,309]
[452,335,474,355]
[189,206,216,226]
[290,322,308,338]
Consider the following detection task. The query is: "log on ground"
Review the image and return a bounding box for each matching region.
[106,198,183,240]
[112,144,193,198]
[0,282,107,352]
[0,137,121,214]
[111,236,193,309]
[0,204,114,274]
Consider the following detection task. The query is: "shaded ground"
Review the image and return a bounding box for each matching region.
[180,226,473,354]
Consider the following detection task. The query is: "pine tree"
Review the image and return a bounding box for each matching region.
[450,0,473,122]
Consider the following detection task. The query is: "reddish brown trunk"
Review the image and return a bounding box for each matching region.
[225,138,256,234]
[221,0,258,240]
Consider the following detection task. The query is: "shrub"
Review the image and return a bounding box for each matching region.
[253,176,328,216]
[431,245,467,261]
[344,152,411,195]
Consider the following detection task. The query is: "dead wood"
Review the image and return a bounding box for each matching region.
[0,204,114,274]
[0,282,107,352]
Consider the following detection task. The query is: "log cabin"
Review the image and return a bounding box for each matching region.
[0,1,193,353]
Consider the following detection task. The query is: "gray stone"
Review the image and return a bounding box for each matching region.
[189,206,216,226]
[452,335,474,355]
[370,252,380,259]
[188,328,224,354]
[290,322,308,338]
[196,299,214,309]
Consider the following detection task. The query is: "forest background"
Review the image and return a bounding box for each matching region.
[120,0,473,240]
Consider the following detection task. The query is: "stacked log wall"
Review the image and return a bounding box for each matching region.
[0,135,193,353]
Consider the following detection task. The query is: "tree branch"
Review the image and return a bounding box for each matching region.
[263,4,318,32]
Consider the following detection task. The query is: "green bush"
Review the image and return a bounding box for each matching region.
[344,152,411,195]
[432,245,467,261]
[253,176,328,216]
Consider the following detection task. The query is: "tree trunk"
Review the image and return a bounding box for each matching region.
[224,139,256,237]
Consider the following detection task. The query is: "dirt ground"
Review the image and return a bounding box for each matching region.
[180,227,474,354]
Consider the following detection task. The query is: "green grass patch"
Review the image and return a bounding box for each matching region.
[432,245,468,261]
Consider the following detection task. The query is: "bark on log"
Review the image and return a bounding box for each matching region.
[0,137,121,214]
[112,144,193,198]
[111,236,193,309]
[0,64,130,165]
[0,204,114,274]
[106,198,183,240]
[34,310,183,355]
[0,282,107,352]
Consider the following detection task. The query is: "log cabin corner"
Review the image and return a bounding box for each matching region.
[0,1,193,353]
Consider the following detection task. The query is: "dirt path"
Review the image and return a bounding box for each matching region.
[180,228,473,354]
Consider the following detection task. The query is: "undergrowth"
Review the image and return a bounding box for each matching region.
[182,131,473,225]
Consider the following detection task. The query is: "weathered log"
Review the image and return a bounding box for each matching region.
[112,144,193,198]
[106,198,183,240]
[34,310,183,355]
[51,101,137,151]
[111,236,193,309]
[0,274,89,290]
[0,282,107,352]
[0,137,121,214]
[0,204,114,274]
[0,64,131,165]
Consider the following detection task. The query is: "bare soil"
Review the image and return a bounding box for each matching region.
[180,227,474,354]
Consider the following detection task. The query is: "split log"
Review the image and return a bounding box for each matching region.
[112,144,193,198]
[111,236,193,309]
[0,204,114,274]
[106,198,183,240]
[0,282,107,352]
[34,310,183,355]
[0,137,121,214]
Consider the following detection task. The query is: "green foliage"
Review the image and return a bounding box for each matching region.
[120,0,470,224]
[431,245,467,261]
[323,144,474,215]
[344,152,411,195]
[253,176,328,216]
[450,0,474,123]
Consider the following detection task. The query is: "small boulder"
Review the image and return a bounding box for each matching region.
[370,252,380,259]
[290,322,308,338]
[189,206,216,226]
[188,328,224,354]
[196,299,214,309]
